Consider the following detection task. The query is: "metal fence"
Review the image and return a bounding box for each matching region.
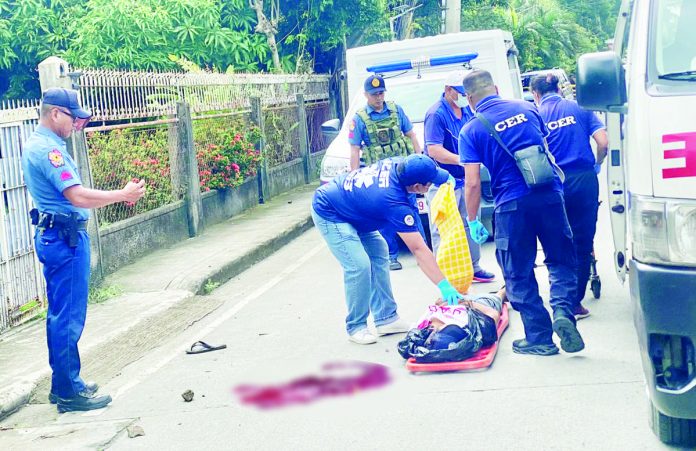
[0,101,46,333]
[86,124,178,225]
[78,69,330,227]
[306,101,330,154]
[78,69,331,122]
[192,112,258,192]
[0,65,331,332]
[264,105,302,167]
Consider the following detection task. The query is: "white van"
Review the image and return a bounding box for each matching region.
[577,0,696,446]
[320,30,523,236]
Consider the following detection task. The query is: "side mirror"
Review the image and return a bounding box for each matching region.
[576,51,627,113]
[321,118,341,145]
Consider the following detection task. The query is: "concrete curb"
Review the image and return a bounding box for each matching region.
[0,381,34,421]
[0,215,314,422]
[194,215,314,295]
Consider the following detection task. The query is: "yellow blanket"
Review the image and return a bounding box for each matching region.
[430,183,473,293]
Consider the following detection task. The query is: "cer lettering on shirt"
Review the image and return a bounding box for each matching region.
[494,113,528,132]
[546,115,577,131]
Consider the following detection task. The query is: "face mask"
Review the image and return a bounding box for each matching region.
[454,97,468,109]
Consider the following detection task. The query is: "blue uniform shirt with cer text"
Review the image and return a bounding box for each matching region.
[458,95,561,207]
[312,157,421,234]
[537,94,605,171]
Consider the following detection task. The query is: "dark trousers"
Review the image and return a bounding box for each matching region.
[494,190,577,345]
[35,228,90,398]
[563,169,599,307]
[379,193,425,260]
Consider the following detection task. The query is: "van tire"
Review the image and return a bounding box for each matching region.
[650,401,696,447]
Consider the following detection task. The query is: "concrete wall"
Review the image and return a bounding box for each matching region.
[267,158,306,199]
[201,177,259,226]
[98,201,189,275]
[96,151,325,279]
[309,150,326,181]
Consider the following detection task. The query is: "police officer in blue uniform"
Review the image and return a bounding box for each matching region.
[423,70,495,283]
[312,154,462,345]
[22,88,145,412]
[349,74,423,271]
[531,74,608,320]
[458,70,584,356]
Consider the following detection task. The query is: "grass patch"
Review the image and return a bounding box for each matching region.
[203,280,220,295]
[88,285,123,304]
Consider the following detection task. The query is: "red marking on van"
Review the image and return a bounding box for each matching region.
[663,132,696,179]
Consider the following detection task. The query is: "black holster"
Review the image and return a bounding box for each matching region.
[30,209,86,248]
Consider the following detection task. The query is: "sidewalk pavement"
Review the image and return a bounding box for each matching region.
[0,184,316,420]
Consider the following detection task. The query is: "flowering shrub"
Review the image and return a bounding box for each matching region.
[86,115,262,225]
[87,127,174,225]
[192,116,262,191]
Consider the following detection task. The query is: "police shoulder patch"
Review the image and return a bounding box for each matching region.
[48,149,64,168]
[404,214,415,226]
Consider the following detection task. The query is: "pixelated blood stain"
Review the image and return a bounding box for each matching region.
[234,361,391,409]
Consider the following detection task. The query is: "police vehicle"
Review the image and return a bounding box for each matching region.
[320,30,524,240]
[578,0,696,446]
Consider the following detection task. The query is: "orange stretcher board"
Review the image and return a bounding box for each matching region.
[405,303,509,373]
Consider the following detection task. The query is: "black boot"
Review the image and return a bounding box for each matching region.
[49,381,98,404]
[552,316,585,353]
[512,339,559,356]
[57,391,112,413]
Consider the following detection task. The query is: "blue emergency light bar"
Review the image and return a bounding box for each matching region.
[366,52,478,74]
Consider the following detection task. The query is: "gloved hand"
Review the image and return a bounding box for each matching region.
[438,279,465,306]
[467,217,489,244]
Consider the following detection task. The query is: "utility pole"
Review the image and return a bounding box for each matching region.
[389,2,422,41]
[443,0,461,34]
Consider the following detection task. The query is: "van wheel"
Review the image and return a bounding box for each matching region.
[650,401,696,447]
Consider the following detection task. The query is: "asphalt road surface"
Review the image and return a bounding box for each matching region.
[0,196,671,450]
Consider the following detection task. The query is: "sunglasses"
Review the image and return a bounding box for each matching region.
[55,108,89,131]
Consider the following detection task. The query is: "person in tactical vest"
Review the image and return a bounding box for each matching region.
[348,74,423,271]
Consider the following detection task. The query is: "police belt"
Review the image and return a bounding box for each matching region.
[30,209,88,247]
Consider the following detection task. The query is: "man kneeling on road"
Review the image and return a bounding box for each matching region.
[311,154,464,344]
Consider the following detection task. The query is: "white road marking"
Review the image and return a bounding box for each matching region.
[89,241,326,415]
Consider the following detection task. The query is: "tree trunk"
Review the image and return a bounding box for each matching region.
[249,0,282,72]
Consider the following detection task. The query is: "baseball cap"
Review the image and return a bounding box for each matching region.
[364,74,386,94]
[397,154,450,186]
[444,70,468,96]
[42,88,92,130]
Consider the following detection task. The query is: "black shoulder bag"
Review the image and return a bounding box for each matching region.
[475,112,564,187]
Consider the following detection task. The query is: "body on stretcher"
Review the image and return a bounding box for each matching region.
[406,303,509,373]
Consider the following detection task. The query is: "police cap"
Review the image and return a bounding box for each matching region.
[364,75,387,95]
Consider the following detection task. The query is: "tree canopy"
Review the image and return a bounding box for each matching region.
[0,0,621,99]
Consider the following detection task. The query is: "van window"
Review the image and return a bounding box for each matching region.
[385,79,444,123]
[649,0,696,91]
[654,0,696,74]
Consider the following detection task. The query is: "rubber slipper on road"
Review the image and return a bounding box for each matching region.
[186,341,227,354]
